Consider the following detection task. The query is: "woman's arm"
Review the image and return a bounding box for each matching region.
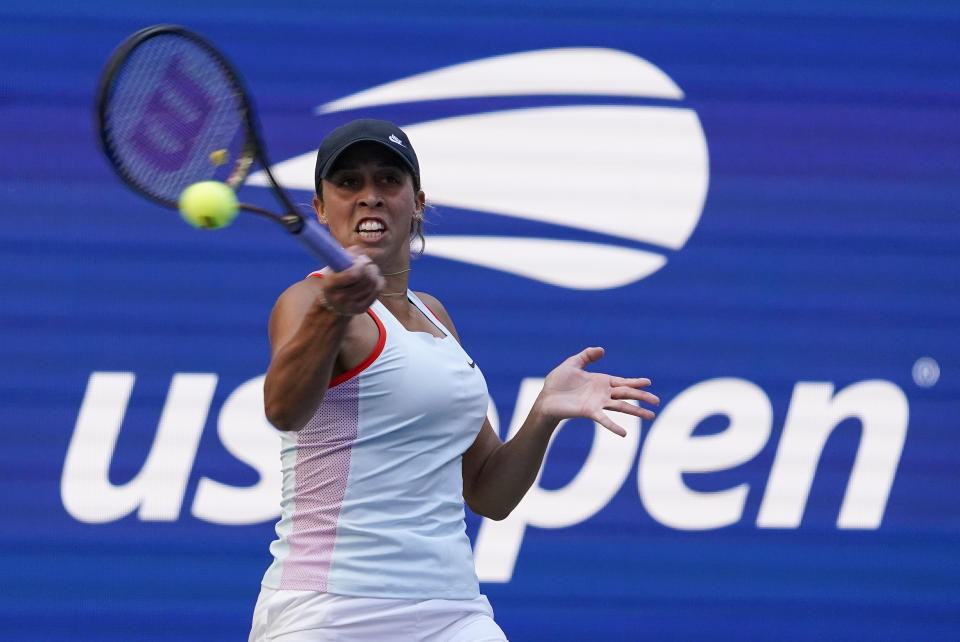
[417,294,658,520]
[461,347,658,520]
[263,254,384,431]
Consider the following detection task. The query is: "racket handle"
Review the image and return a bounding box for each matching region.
[294,216,353,271]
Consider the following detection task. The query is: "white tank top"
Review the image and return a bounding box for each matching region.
[261,288,489,599]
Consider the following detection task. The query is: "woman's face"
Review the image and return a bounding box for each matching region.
[314,142,424,267]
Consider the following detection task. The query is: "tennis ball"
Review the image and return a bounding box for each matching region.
[178,181,238,230]
[208,149,229,166]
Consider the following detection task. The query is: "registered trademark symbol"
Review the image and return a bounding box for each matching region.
[912,357,940,387]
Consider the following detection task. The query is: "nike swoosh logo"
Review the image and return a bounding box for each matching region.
[468,360,476,368]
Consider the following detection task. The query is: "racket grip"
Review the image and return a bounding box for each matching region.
[294,216,353,271]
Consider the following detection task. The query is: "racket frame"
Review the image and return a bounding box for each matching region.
[95,24,351,269]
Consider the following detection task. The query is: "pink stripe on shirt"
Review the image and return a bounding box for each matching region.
[279,378,359,590]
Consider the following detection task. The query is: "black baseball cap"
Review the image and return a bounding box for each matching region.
[314,119,420,193]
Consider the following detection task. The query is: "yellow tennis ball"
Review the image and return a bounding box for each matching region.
[208,149,229,166]
[178,181,238,230]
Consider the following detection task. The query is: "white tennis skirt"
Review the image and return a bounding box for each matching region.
[249,587,508,641]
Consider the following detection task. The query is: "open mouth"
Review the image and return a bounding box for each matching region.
[356,218,386,241]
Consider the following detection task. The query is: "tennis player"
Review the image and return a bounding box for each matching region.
[249,119,659,641]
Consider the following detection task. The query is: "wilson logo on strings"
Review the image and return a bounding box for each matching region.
[249,48,709,290]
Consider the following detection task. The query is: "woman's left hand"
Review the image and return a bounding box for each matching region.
[535,347,659,437]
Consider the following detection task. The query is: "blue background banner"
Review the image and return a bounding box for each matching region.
[2,1,958,640]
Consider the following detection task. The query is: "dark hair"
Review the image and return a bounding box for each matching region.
[315,171,425,256]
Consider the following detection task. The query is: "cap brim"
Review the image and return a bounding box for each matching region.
[319,138,419,180]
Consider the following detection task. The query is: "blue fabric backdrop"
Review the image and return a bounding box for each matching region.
[1,1,957,640]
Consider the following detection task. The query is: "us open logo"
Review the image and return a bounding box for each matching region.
[251,48,709,290]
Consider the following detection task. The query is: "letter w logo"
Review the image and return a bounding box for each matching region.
[127,55,214,172]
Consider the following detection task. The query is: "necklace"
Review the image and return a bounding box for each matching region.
[380,266,411,296]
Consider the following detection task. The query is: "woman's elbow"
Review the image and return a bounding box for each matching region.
[482,508,512,521]
[264,397,303,432]
[263,376,317,432]
[265,409,295,432]
[466,498,513,521]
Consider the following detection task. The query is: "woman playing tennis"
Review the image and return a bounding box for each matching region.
[249,119,659,641]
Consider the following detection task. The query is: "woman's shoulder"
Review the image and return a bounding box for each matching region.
[412,290,442,310]
[274,276,325,313]
[413,291,460,340]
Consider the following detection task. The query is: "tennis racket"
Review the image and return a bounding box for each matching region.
[95,24,352,271]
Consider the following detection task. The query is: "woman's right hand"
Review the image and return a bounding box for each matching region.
[263,248,384,431]
[318,248,385,316]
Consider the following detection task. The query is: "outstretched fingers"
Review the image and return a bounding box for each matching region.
[592,411,628,437]
[610,376,652,388]
[610,385,660,406]
[604,399,656,420]
[563,346,605,369]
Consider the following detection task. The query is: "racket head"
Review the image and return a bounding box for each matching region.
[95,24,258,210]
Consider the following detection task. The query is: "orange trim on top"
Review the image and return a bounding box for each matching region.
[308,270,385,387]
[419,301,452,336]
[329,309,386,388]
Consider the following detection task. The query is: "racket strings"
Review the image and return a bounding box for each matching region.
[101,33,250,206]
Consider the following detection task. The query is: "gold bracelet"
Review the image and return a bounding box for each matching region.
[317,290,350,317]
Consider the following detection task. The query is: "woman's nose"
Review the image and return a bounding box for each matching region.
[358,190,384,208]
